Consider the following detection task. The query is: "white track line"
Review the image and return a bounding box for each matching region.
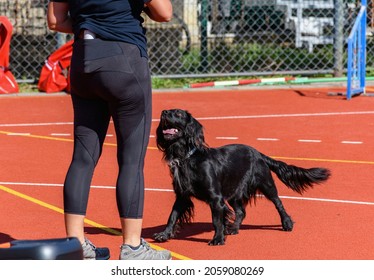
[193,111,374,121]
[257,138,279,141]
[0,111,374,128]
[6,133,31,136]
[0,181,173,192]
[298,139,322,143]
[341,141,363,144]
[50,133,71,136]
[3,132,365,146]
[278,195,374,206]
[216,137,238,140]
[50,133,113,137]
[0,181,373,206]
[0,122,73,127]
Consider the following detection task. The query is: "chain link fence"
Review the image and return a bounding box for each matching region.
[1,0,373,82]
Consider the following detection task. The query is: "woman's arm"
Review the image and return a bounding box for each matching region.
[47,2,73,33]
[144,0,173,22]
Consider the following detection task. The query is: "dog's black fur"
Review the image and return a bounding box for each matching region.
[154,109,331,245]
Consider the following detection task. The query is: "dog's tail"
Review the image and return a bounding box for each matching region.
[261,153,331,194]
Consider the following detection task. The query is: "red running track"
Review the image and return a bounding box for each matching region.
[0,87,373,260]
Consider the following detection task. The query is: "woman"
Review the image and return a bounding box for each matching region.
[47,0,173,260]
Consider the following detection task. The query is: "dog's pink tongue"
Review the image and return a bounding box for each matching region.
[163,128,178,135]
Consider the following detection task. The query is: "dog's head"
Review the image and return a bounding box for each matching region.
[156,109,206,153]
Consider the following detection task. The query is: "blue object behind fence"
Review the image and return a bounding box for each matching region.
[346,0,367,100]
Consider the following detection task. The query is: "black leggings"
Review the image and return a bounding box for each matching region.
[63,39,152,218]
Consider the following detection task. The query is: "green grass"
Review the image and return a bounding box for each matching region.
[17,74,345,94]
[18,83,40,93]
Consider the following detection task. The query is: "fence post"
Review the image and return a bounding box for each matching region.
[333,0,344,77]
[199,0,209,72]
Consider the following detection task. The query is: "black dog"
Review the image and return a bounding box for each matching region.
[154,109,331,245]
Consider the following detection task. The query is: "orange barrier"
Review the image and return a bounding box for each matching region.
[0,16,19,94]
[38,39,73,93]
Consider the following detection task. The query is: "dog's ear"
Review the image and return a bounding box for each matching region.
[185,112,205,147]
[156,124,167,151]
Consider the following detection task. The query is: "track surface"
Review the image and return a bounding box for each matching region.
[0,86,373,260]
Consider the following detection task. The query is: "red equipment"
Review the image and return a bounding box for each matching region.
[0,16,19,94]
[38,39,73,93]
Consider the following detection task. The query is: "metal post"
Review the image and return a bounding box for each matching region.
[333,0,344,77]
[295,0,302,48]
[360,0,367,92]
[199,0,209,72]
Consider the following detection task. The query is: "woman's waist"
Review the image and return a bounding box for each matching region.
[78,29,98,40]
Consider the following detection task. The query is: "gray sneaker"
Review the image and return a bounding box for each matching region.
[119,238,172,260]
[82,238,110,260]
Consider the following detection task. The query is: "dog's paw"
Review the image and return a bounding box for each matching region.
[282,217,294,231]
[208,238,225,246]
[153,232,171,242]
[225,225,239,235]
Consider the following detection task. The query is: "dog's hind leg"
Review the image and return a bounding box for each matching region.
[259,176,294,231]
[269,196,294,231]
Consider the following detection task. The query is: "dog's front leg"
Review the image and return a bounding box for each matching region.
[153,197,193,242]
[208,201,226,245]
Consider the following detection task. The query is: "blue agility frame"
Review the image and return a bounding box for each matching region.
[346,0,367,100]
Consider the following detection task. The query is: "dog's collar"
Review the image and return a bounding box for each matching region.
[185,147,197,159]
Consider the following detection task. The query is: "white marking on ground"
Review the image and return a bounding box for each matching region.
[298,139,322,143]
[7,133,31,136]
[216,137,239,140]
[1,111,373,127]
[50,133,71,136]
[257,138,279,141]
[1,181,373,205]
[341,141,363,144]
